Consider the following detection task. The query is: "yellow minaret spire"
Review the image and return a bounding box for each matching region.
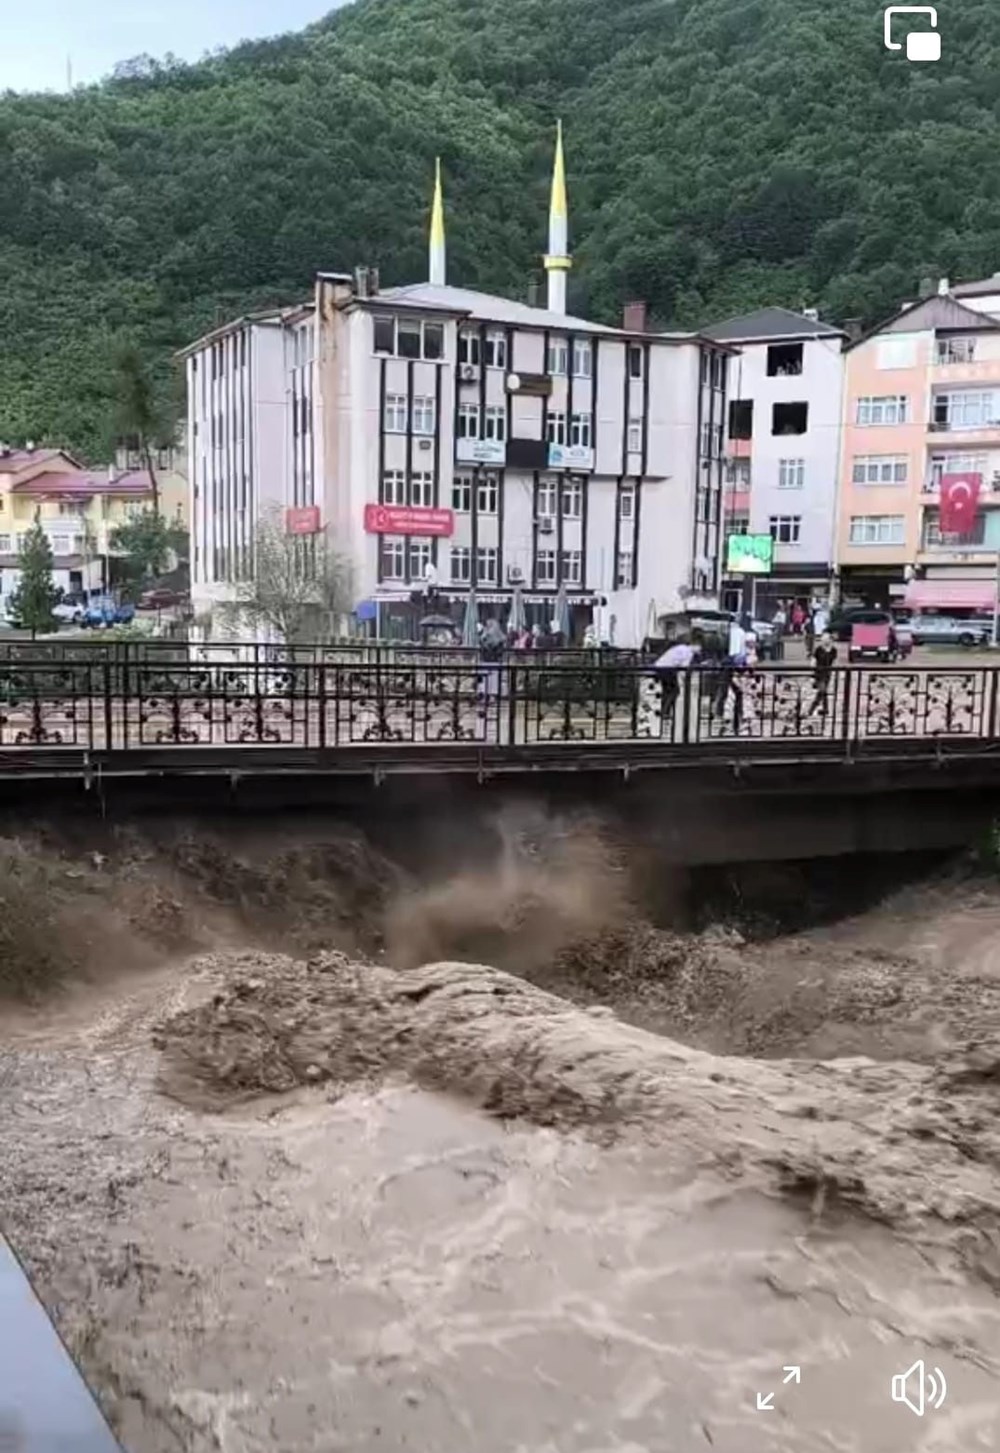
[544,120,571,313]
[429,156,446,287]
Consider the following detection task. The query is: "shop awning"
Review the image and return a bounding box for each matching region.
[904,579,997,610]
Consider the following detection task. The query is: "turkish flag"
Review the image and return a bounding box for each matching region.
[939,472,982,534]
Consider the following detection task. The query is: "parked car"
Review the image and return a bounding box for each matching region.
[908,614,991,648]
[52,601,85,625]
[82,597,136,628]
[138,586,184,611]
[846,610,913,663]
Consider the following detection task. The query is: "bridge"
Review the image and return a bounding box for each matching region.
[1,646,998,863]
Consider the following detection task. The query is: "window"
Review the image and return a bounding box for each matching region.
[778,458,805,490]
[728,400,754,440]
[699,353,709,386]
[616,551,634,587]
[767,342,803,377]
[849,515,905,546]
[629,346,643,380]
[727,511,750,535]
[373,315,396,354]
[373,315,443,360]
[451,546,472,583]
[536,549,557,585]
[458,402,480,439]
[423,323,444,361]
[933,390,998,429]
[384,394,407,433]
[411,471,434,507]
[410,540,433,579]
[561,549,583,585]
[484,332,506,370]
[476,546,499,585]
[398,319,422,360]
[546,412,567,446]
[484,405,506,442]
[857,395,909,426]
[929,453,988,487]
[852,455,909,485]
[570,413,593,449]
[452,474,472,513]
[769,515,802,545]
[572,340,592,378]
[0,535,11,553]
[937,337,977,365]
[711,353,725,388]
[458,332,481,367]
[381,470,407,505]
[561,479,582,519]
[477,473,499,515]
[380,537,406,579]
[619,483,636,520]
[57,502,80,516]
[772,402,808,435]
[548,339,568,376]
[923,511,987,547]
[537,478,558,517]
[412,396,435,435]
[712,423,724,458]
[725,458,751,489]
[627,419,642,453]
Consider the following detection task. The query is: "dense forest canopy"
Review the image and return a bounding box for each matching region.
[1,0,999,458]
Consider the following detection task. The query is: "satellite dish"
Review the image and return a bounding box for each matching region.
[506,373,522,392]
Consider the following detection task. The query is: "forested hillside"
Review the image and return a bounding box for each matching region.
[2,0,1000,457]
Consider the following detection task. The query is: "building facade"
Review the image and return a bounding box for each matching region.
[836,279,1000,611]
[183,304,315,617]
[184,135,731,644]
[706,308,846,615]
[0,447,156,609]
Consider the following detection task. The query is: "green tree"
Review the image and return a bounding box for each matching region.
[9,519,60,639]
[109,509,188,582]
[110,346,172,516]
[221,509,353,645]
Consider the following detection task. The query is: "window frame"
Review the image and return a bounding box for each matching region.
[768,514,803,546]
[856,395,909,426]
[452,473,472,513]
[852,455,909,486]
[381,469,407,506]
[457,402,481,440]
[615,550,634,587]
[848,514,906,546]
[384,393,408,433]
[546,412,567,447]
[619,483,636,521]
[570,412,593,449]
[412,396,435,436]
[561,479,583,519]
[572,339,593,379]
[380,536,407,580]
[548,339,569,376]
[450,545,472,583]
[777,458,805,490]
[476,545,499,585]
[476,473,499,516]
[410,471,434,508]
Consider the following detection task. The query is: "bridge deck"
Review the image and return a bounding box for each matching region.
[0,658,996,779]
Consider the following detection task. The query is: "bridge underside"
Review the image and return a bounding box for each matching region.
[1,744,997,866]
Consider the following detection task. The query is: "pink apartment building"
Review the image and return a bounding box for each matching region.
[837,277,1000,612]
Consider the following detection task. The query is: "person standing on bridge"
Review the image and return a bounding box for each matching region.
[809,632,838,719]
[654,635,700,729]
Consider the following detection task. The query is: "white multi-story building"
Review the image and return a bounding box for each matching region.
[184,133,732,644]
[706,307,846,615]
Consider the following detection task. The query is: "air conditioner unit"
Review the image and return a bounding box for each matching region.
[460,364,480,383]
[538,516,555,535]
[507,565,525,584]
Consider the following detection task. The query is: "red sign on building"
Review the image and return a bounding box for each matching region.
[286,506,321,536]
[363,504,454,538]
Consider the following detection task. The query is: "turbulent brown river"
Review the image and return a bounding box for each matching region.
[1,810,1000,1451]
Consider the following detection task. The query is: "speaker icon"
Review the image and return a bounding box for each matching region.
[891,1359,948,1417]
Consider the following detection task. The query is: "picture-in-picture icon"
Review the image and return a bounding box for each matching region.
[884,6,941,61]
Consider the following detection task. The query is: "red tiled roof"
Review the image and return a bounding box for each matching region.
[11,470,153,498]
[0,448,84,474]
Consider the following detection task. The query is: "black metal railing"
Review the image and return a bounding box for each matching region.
[0,657,995,755]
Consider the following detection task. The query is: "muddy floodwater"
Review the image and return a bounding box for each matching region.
[2,818,1000,1451]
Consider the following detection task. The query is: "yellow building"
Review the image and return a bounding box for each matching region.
[0,446,157,606]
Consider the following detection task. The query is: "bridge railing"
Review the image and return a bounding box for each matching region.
[0,658,993,752]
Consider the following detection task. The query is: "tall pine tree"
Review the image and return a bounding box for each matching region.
[9,518,60,639]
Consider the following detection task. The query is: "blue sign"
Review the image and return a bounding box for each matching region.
[355,600,378,622]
